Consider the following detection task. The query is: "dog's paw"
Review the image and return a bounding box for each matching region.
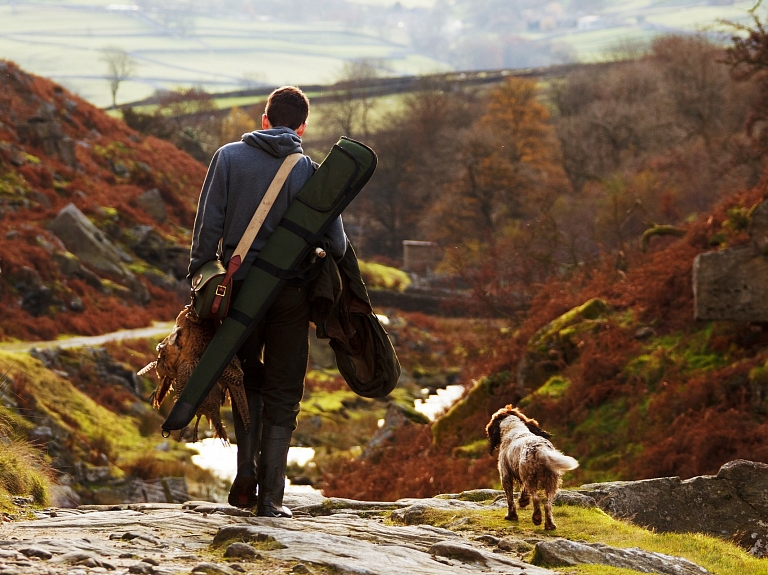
[504,512,519,521]
[532,509,542,525]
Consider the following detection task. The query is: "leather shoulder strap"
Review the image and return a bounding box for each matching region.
[232,153,302,262]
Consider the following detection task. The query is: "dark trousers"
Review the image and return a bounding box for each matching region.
[232,282,310,430]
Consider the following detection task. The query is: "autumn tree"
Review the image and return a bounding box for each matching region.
[429,77,569,245]
[220,106,257,145]
[725,4,768,162]
[344,82,480,257]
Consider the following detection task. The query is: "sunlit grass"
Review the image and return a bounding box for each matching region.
[403,505,768,575]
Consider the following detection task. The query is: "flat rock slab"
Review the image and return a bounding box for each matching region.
[578,459,768,557]
[535,538,710,575]
[215,523,552,574]
[0,501,555,575]
[216,516,459,551]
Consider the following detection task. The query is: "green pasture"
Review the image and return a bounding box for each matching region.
[0,1,448,108]
[0,0,762,110]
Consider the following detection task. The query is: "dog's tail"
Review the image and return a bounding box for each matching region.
[542,450,579,472]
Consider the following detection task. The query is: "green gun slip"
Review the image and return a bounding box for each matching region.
[162,137,377,434]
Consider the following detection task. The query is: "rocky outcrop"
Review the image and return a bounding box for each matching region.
[135,189,167,223]
[533,539,710,574]
[516,298,608,393]
[578,459,768,558]
[694,199,768,321]
[15,114,77,168]
[48,203,149,302]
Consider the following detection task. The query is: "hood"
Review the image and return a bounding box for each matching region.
[242,127,303,158]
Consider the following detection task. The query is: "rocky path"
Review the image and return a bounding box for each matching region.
[0,489,723,575]
[0,322,176,353]
[0,494,552,575]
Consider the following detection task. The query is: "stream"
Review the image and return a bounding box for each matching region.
[187,384,466,487]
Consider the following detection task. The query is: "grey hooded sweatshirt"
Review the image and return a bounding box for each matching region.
[188,127,347,282]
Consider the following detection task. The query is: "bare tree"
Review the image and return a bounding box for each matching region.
[322,59,384,139]
[101,47,136,108]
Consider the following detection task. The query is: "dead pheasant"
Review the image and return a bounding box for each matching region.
[138,306,249,442]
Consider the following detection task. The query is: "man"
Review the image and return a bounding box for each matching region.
[188,86,346,516]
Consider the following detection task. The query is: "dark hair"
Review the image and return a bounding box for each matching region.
[265,86,310,130]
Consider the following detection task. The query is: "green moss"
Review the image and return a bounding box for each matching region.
[452,439,489,459]
[529,298,608,349]
[0,171,31,196]
[301,389,363,416]
[22,153,41,165]
[358,260,411,292]
[624,326,728,389]
[723,206,750,233]
[390,401,430,425]
[537,375,570,399]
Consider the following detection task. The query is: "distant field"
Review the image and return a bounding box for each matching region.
[0,0,760,109]
[0,1,449,107]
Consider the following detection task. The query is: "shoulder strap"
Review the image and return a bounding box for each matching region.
[209,153,302,314]
[232,153,302,263]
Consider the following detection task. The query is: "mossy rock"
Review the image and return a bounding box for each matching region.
[431,372,509,447]
[517,298,608,393]
[528,298,608,354]
[390,401,430,425]
[452,439,489,459]
[518,375,570,408]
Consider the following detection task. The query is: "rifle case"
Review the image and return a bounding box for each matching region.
[162,137,377,434]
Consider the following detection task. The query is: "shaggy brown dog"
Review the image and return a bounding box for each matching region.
[486,405,578,530]
[138,306,248,442]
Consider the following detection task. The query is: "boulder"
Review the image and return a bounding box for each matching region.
[694,199,768,322]
[578,459,768,557]
[749,199,768,254]
[86,477,189,505]
[49,484,81,509]
[127,225,189,280]
[135,189,167,223]
[693,245,768,321]
[49,203,130,278]
[49,204,149,302]
[15,116,77,168]
[533,538,709,574]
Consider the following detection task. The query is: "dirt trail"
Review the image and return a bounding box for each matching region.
[0,322,176,353]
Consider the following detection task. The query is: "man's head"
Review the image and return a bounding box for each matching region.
[263,86,310,136]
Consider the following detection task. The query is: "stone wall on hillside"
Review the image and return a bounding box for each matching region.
[694,200,768,321]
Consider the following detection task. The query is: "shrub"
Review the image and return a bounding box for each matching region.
[358,260,411,292]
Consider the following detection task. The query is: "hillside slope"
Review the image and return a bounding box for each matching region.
[0,60,205,341]
[324,178,768,498]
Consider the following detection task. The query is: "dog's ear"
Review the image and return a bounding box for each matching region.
[510,407,553,440]
[524,421,552,440]
[486,405,514,453]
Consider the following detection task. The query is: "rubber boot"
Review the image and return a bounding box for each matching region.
[257,424,293,518]
[227,394,263,508]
